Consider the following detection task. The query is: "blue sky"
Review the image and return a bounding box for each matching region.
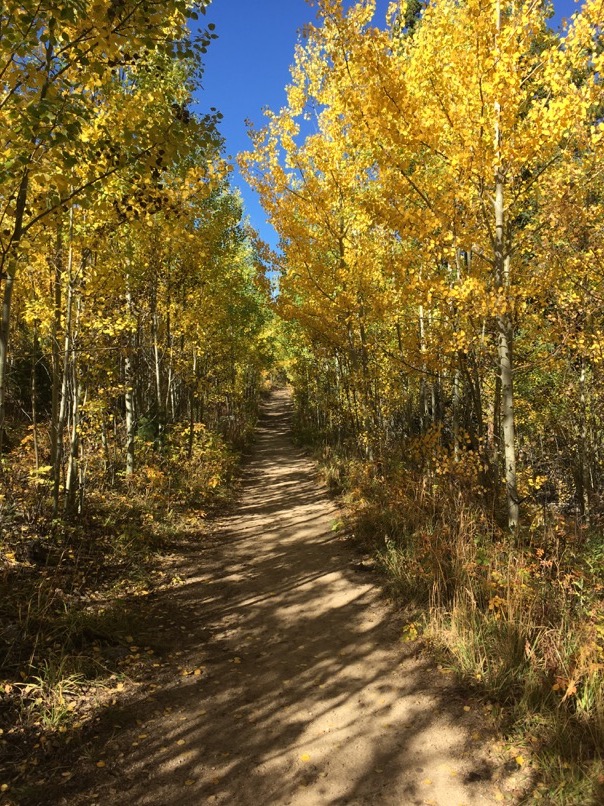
[196,0,582,250]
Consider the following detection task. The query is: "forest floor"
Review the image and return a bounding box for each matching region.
[6,390,534,805]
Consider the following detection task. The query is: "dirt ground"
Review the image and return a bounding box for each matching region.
[15,390,528,805]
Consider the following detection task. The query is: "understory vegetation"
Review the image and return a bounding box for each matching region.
[309,441,604,802]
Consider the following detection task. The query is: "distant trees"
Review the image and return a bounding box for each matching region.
[242,0,604,527]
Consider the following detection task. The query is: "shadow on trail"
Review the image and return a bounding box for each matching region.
[32,390,510,806]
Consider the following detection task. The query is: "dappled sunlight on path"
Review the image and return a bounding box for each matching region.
[53,390,505,806]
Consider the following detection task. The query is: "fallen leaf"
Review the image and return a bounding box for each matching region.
[96,761,106,768]
[300,754,311,762]
[177,739,186,746]
[515,755,525,767]
[184,779,195,786]
[463,705,471,712]
[193,668,203,676]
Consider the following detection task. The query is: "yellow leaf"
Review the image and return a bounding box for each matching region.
[300,754,311,762]
[96,761,106,768]
[515,755,525,766]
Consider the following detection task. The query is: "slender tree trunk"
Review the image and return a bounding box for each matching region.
[124,284,135,477]
[188,348,197,460]
[493,0,518,529]
[78,391,88,515]
[65,288,84,514]
[31,325,39,470]
[64,369,81,514]
[577,359,590,521]
[52,212,75,517]
[418,304,428,430]
[50,227,63,470]
[494,175,518,526]
[151,283,163,438]
[453,362,462,461]
[496,306,518,527]
[101,416,111,479]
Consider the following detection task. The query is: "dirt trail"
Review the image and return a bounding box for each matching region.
[54,390,509,805]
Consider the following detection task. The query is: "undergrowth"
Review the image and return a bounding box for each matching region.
[314,440,604,804]
[0,417,251,790]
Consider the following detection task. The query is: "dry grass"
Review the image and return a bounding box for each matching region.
[316,444,604,804]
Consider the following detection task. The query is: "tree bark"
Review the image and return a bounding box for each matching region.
[494,0,519,528]
[52,211,76,517]
[124,284,135,477]
[50,227,63,470]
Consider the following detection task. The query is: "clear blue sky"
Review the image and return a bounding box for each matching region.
[195,0,581,251]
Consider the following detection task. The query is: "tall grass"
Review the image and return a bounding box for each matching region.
[320,447,604,802]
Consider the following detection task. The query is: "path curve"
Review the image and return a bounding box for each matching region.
[59,390,504,805]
